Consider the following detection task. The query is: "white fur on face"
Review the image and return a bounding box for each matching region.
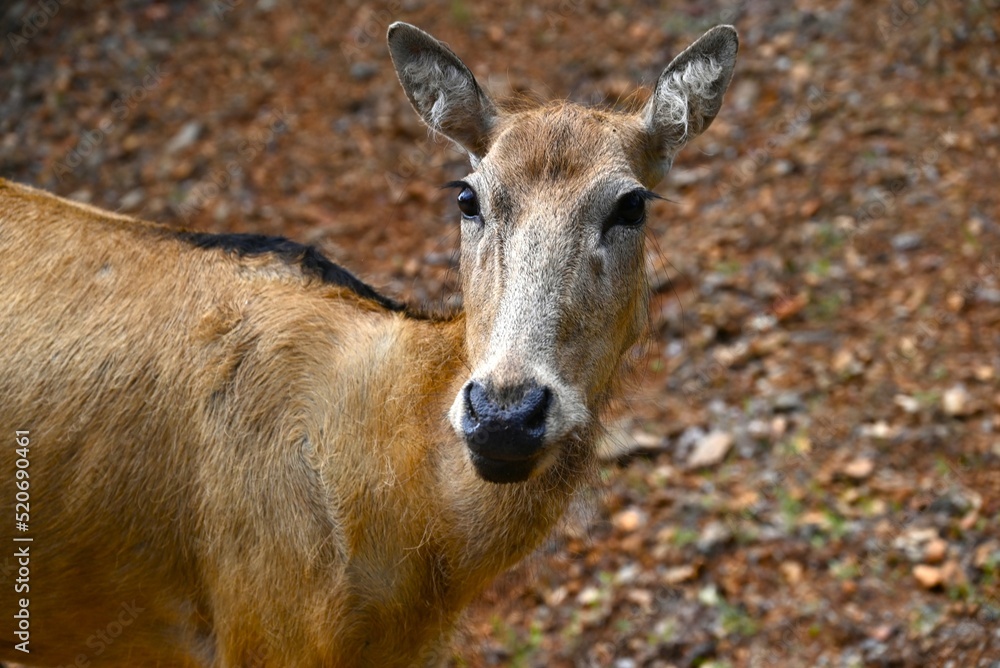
[446,203,592,458]
[447,158,648,479]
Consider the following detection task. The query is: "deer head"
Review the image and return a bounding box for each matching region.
[389,22,738,483]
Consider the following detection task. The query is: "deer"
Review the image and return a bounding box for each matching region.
[0,21,737,667]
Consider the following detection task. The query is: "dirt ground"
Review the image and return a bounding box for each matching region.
[2,0,998,666]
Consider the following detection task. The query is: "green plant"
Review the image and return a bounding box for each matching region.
[673,527,700,548]
[830,558,861,580]
[491,615,544,667]
[450,0,471,23]
[718,600,760,637]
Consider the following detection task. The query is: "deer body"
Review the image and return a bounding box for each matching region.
[0,22,737,667]
[0,179,568,666]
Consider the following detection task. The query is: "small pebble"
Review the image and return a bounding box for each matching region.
[924,538,948,564]
[164,120,201,154]
[780,560,804,585]
[663,565,697,584]
[913,564,943,589]
[612,508,646,532]
[942,384,973,417]
[687,431,734,468]
[891,232,922,252]
[894,394,921,414]
[843,457,875,480]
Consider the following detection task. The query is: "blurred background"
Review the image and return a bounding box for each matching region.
[2,0,998,665]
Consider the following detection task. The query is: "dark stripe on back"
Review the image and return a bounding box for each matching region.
[176,232,408,313]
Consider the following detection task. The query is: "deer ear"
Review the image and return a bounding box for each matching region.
[388,22,498,162]
[641,25,739,184]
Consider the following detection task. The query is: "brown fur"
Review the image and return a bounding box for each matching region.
[1,22,737,667]
[0,179,584,666]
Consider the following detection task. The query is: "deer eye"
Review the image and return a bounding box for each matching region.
[457,187,480,219]
[614,191,646,226]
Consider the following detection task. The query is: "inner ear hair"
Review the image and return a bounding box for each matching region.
[646,25,739,145]
[387,22,498,161]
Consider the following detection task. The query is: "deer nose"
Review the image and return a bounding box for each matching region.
[461,381,552,480]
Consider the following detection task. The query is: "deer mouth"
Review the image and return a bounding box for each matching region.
[466,452,542,484]
[459,381,552,484]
